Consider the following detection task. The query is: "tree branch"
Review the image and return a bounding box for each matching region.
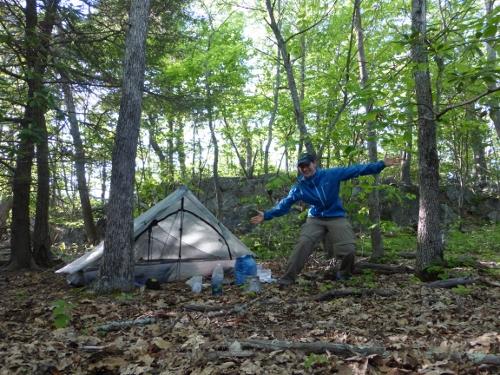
[436,86,500,120]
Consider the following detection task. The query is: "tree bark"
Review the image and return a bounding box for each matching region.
[206,83,223,219]
[484,0,500,139]
[467,104,487,187]
[0,197,12,239]
[264,33,281,175]
[354,0,383,259]
[32,0,59,267]
[167,118,175,181]
[61,78,98,244]
[401,94,413,185]
[176,118,186,180]
[10,0,58,270]
[411,0,444,276]
[96,0,151,293]
[265,0,315,155]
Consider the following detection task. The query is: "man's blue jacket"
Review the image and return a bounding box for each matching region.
[263,161,386,220]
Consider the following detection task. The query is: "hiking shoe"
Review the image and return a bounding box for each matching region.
[335,271,352,281]
[322,271,352,281]
[277,277,294,288]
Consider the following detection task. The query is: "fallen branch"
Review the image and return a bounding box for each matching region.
[429,350,500,365]
[478,277,500,288]
[184,297,264,317]
[240,339,386,357]
[464,353,500,366]
[206,350,254,360]
[354,262,414,274]
[184,304,231,312]
[424,277,477,289]
[314,288,395,302]
[184,303,247,317]
[425,276,500,289]
[96,317,157,332]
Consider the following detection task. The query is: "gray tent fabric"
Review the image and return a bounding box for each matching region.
[56,186,254,285]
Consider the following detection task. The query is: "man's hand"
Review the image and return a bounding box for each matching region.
[250,211,264,225]
[384,156,402,167]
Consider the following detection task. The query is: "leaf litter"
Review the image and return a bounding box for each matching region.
[0,258,498,374]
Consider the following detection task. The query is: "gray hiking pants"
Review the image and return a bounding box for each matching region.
[281,217,356,281]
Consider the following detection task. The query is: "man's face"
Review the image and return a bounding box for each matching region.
[298,161,317,178]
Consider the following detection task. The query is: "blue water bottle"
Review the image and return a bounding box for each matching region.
[235,255,257,286]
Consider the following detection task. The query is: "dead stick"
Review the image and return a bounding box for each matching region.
[240,339,385,357]
[96,317,157,332]
[424,277,477,289]
[314,288,395,302]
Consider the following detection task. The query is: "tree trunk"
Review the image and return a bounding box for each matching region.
[223,116,249,179]
[243,120,255,178]
[33,113,52,266]
[401,94,413,185]
[167,118,175,181]
[411,0,444,276]
[100,161,107,205]
[265,0,315,155]
[354,0,383,259]
[32,0,59,267]
[10,0,58,270]
[96,0,151,293]
[484,0,500,139]
[264,37,281,175]
[206,78,223,219]
[176,119,186,180]
[0,197,13,239]
[61,79,98,244]
[467,104,487,187]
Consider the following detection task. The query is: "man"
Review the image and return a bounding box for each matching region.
[250,153,400,285]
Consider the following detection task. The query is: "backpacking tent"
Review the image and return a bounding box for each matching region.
[56,186,254,286]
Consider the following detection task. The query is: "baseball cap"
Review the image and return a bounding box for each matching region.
[297,153,316,167]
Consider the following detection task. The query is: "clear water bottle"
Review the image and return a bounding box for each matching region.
[247,276,261,293]
[211,263,224,296]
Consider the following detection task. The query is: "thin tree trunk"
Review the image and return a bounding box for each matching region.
[467,104,487,187]
[264,36,281,175]
[411,0,444,277]
[317,6,356,161]
[354,0,383,259]
[223,116,249,179]
[96,0,151,293]
[167,118,175,181]
[243,120,254,178]
[265,0,315,155]
[61,79,98,244]
[484,0,500,139]
[401,95,413,185]
[206,78,223,219]
[176,118,186,180]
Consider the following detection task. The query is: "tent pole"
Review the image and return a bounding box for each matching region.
[178,197,184,260]
[147,226,152,261]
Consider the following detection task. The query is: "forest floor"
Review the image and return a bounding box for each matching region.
[0,253,499,375]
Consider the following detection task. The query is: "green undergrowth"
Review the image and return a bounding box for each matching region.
[241,214,303,260]
[245,216,499,280]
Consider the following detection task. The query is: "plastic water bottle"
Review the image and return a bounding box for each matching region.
[211,263,224,296]
[247,276,261,293]
[235,255,257,286]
